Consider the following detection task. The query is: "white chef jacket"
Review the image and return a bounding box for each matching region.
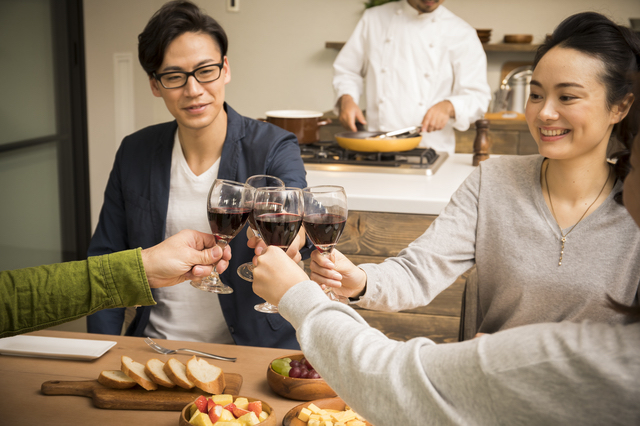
[333,1,491,154]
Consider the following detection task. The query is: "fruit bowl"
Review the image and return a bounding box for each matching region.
[179,396,276,426]
[267,354,337,401]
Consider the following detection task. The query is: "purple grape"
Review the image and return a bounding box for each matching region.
[290,360,301,368]
[289,367,302,378]
[308,370,321,379]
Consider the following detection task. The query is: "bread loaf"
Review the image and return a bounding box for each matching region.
[186,355,226,394]
[98,370,137,389]
[163,357,194,389]
[144,358,176,388]
[121,356,158,391]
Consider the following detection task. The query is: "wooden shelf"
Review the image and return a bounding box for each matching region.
[326,41,540,53]
[483,43,540,52]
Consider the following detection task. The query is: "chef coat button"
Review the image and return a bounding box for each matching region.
[424,73,430,78]
[381,67,387,73]
[396,9,402,15]
[429,43,434,48]
[379,98,384,104]
[385,37,392,43]
[419,102,424,107]
[229,326,235,333]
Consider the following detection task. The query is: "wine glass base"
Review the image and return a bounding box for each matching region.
[190,277,234,294]
[237,263,254,282]
[254,302,279,313]
[325,287,349,304]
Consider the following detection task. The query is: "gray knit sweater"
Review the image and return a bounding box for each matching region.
[358,155,640,331]
[279,281,640,425]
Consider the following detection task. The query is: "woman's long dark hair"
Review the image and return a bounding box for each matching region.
[534,12,640,204]
[610,73,640,320]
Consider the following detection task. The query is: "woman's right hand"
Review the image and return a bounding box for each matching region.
[309,248,367,299]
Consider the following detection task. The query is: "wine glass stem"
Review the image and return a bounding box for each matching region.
[212,240,228,278]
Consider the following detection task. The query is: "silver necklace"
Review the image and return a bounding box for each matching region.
[544,161,611,266]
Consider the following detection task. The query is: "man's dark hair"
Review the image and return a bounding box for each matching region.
[138,0,228,76]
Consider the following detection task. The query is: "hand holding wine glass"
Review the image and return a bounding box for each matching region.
[303,185,349,303]
[190,179,253,294]
[253,187,303,313]
[237,175,285,282]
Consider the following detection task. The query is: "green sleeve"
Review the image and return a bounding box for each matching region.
[0,248,155,338]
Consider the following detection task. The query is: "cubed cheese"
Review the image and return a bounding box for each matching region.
[298,407,312,422]
[308,403,323,414]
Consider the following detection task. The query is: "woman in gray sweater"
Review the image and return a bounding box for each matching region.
[306,12,640,335]
[250,12,640,425]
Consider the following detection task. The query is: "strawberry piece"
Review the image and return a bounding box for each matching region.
[247,401,262,417]
[208,404,224,423]
[232,407,250,418]
[194,395,208,413]
[207,398,216,413]
[224,403,237,414]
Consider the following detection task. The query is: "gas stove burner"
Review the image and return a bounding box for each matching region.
[300,141,447,175]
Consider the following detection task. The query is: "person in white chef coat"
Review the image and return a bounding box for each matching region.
[333,0,492,154]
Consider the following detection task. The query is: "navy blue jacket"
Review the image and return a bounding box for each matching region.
[87,104,309,349]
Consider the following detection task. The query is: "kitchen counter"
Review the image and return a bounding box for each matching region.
[305,153,478,215]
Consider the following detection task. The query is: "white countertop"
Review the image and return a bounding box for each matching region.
[305,153,478,215]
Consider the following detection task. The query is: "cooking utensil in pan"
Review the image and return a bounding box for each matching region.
[334,130,422,153]
[371,125,421,139]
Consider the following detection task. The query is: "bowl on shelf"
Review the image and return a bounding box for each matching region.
[503,34,533,44]
[476,29,492,43]
[179,397,276,426]
[267,354,337,401]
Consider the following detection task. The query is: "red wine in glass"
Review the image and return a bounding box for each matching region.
[252,187,303,313]
[302,213,346,252]
[191,179,253,294]
[237,176,285,282]
[255,212,303,249]
[208,207,252,243]
[303,185,348,303]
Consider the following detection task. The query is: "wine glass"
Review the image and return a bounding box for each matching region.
[253,187,304,313]
[303,185,348,303]
[190,179,253,294]
[237,175,285,282]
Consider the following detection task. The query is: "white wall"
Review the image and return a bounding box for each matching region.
[84,0,640,231]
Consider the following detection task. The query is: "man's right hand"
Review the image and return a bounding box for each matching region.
[338,95,367,132]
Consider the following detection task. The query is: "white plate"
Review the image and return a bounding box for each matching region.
[0,335,116,360]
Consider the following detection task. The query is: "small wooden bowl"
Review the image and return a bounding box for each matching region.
[503,34,533,44]
[267,354,337,401]
[179,397,276,426]
[283,397,373,426]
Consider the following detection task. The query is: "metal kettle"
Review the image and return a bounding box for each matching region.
[491,65,533,114]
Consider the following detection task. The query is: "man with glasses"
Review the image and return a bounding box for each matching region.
[87,0,310,349]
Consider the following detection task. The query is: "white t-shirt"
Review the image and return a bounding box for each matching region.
[144,133,235,344]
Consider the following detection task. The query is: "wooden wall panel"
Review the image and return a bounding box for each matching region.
[303,210,470,343]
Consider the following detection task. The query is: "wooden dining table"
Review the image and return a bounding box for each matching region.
[0,329,305,425]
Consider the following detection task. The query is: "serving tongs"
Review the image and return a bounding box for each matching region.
[372,125,422,139]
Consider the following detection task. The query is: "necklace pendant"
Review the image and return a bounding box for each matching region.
[558,235,566,266]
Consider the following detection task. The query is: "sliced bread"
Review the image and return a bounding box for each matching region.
[144,358,176,388]
[186,355,226,394]
[163,357,194,389]
[121,355,158,391]
[97,370,137,389]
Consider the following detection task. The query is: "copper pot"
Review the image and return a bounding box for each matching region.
[263,110,331,144]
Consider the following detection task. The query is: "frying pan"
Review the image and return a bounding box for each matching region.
[334,130,422,153]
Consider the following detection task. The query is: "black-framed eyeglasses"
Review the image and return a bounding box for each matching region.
[153,61,224,89]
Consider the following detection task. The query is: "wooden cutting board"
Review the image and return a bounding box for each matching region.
[41,373,242,411]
